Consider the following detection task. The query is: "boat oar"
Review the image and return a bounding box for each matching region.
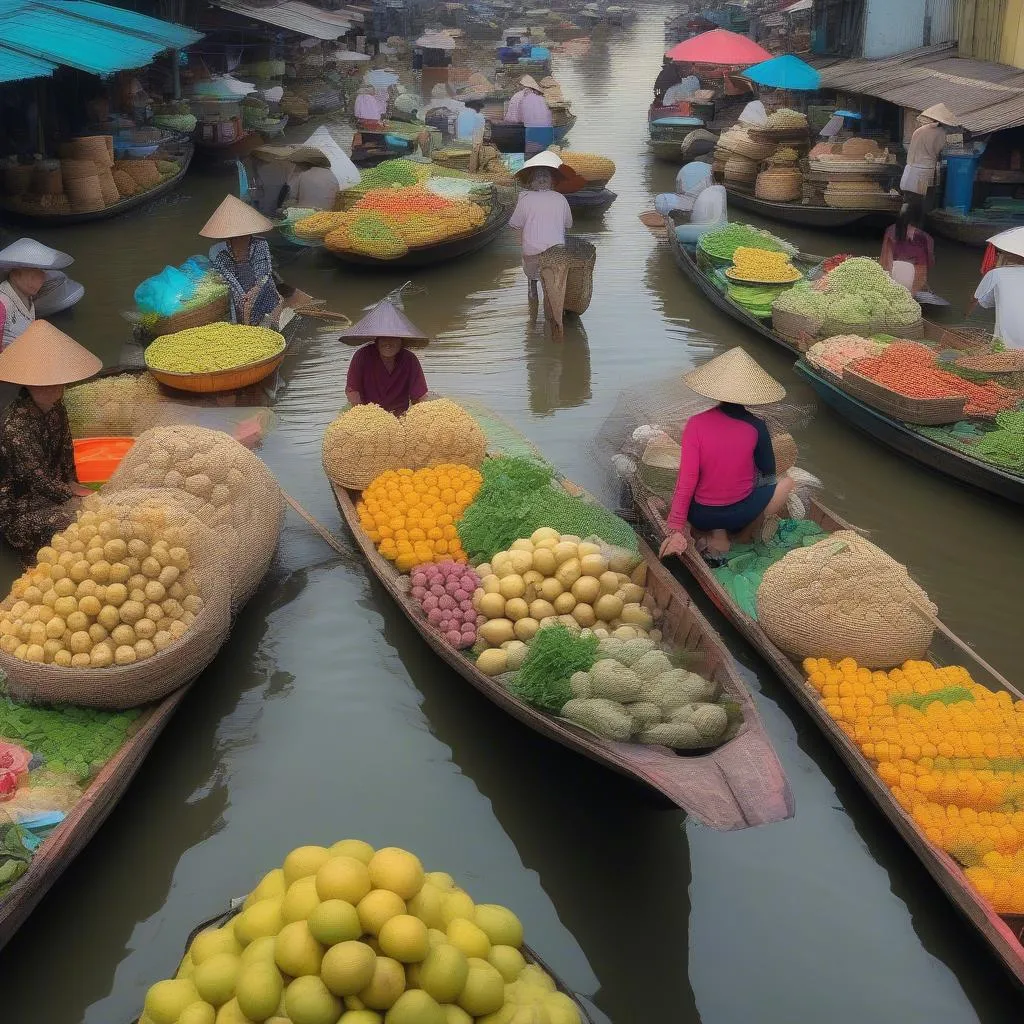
[281,489,350,557]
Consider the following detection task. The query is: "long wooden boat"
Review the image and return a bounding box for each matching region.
[328,428,794,830]
[0,687,189,949]
[647,139,683,162]
[632,490,1024,987]
[326,200,515,270]
[726,185,898,231]
[566,187,617,214]
[487,116,576,154]
[927,207,1022,249]
[795,360,1024,503]
[0,145,194,227]
[129,906,595,1024]
[666,220,1024,503]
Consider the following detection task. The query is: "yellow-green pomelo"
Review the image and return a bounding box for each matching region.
[284,977,341,1024]
[214,998,255,1024]
[283,845,332,885]
[418,944,469,1003]
[316,855,372,904]
[236,961,284,1021]
[357,889,407,936]
[442,1007,473,1024]
[439,891,475,927]
[248,868,286,905]
[143,979,201,1024]
[176,956,195,980]
[446,918,490,959]
[178,1003,216,1024]
[345,995,367,1010]
[239,936,276,968]
[488,945,526,982]
[476,1008,517,1024]
[234,898,284,945]
[544,992,582,1024]
[378,914,429,963]
[384,989,445,1024]
[329,839,375,864]
[140,1014,157,1024]
[194,953,241,1006]
[426,928,448,949]
[357,956,406,1010]
[368,847,424,901]
[273,921,324,977]
[320,940,376,997]
[424,871,456,892]
[191,929,242,965]
[339,1012,383,1024]
[282,876,321,923]
[457,959,504,1017]
[475,905,524,948]
[407,883,444,929]
[518,965,556,993]
[308,899,361,946]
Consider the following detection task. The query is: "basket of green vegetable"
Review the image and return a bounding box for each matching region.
[697,223,796,268]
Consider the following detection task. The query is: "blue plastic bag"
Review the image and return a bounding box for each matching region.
[134,265,197,317]
[178,255,210,281]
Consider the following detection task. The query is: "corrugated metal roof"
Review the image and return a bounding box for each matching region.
[815,43,1024,133]
[211,0,352,40]
[0,0,202,79]
[0,47,56,83]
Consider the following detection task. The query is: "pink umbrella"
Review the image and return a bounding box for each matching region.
[665,29,771,65]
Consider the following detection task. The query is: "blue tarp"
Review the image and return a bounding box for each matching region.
[742,54,820,91]
[0,0,202,83]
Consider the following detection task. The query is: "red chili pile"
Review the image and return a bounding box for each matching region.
[852,342,1021,417]
[822,253,854,273]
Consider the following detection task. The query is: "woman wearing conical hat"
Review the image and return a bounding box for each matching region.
[504,75,553,155]
[201,195,283,327]
[0,320,101,559]
[342,298,430,416]
[659,348,795,566]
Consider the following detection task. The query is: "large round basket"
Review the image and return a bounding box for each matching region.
[150,293,231,337]
[148,350,285,394]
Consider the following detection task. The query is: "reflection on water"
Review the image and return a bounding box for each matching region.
[1,5,1022,1023]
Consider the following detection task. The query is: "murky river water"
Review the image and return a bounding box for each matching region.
[2,6,1023,1021]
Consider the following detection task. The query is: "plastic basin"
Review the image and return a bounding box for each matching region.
[73,437,135,485]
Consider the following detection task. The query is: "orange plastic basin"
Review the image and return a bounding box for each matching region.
[73,437,135,485]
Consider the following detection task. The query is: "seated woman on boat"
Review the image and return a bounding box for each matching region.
[659,348,795,566]
[354,86,387,130]
[201,195,283,328]
[282,146,340,213]
[504,76,553,155]
[652,57,683,106]
[0,239,75,350]
[0,320,101,560]
[343,299,429,416]
[664,164,728,247]
[880,204,935,295]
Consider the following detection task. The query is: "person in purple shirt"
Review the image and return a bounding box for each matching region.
[342,298,429,415]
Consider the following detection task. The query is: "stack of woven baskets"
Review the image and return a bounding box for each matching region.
[716,125,806,198]
[808,138,901,211]
[61,136,116,213]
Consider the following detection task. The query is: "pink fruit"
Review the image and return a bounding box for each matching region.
[438,595,456,611]
[430,585,445,597]
[411,572,428,588]
[427,608,443,625]
[453,588,469,603]
[422,594,438,611]
[445,630,462,645]
[411,586,426,600]
[459,600,474,613]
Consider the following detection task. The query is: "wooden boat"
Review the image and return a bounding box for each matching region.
[0,145,194,227]
[327,430,794,830]
[927,207,1022,249]
[726,185,898,231]
[795,359,1024,503]
[0,687,189,950]
[487,115,576,154]
[129,906,595,1024]
[647,139,683,162]
[632,490,1024,987]
[567,187,617,214]
[326,199,515,270]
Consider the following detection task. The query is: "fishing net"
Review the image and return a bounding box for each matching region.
[105,426,284,607]
[0,497,231,709]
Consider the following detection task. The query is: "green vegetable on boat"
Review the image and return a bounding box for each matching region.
[145,324,284,374]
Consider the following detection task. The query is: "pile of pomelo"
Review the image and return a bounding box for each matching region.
[139,841,582,1024]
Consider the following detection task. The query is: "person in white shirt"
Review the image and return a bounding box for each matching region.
[509,154,575,304]
[282,147,341,212]
[354,87,386,127]
[973,267,1024,349]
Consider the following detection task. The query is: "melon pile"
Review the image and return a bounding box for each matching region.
[139,841,582,1024]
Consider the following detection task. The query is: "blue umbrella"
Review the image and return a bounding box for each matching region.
[743,54,820,91]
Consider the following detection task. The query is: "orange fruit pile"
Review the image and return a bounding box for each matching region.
[357,465,482,572]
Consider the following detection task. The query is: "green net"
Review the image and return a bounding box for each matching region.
[710,519,825,618]
[458,400,553,464]
[508,625,598,712]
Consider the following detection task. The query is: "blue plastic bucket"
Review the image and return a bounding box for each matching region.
[943,154,979,214]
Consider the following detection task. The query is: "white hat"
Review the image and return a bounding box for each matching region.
[0,238,74,275]
[988,225,1024,258]
[513,151,587,194]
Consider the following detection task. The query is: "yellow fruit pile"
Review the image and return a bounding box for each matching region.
[293,210,351,239]
[728,246,801,283]
[139,840,583,1024]
[804,656,1024,915]
[358,466,482,571]
[474,528,652,649]
[0,505,203,668]
[558,151,616,183]
[322,201,486,259]
[144,324,284,374]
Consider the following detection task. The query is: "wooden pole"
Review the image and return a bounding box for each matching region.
[172,49,181,100]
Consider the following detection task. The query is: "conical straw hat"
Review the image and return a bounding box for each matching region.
[199,195,275,239]
[0,238,74,274]
[0,319,102,386]
[920,103,959,127]
[340,300,430,348]
[519,75,543,92]
[683,347,786,406]
[513,150,587,194]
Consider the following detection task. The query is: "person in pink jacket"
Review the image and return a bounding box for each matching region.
[659,348,795,565]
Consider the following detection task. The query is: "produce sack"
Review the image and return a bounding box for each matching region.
[756,530,936,668]
[403,398,487,469]
[323,404,408,490]
[0,497,231,709]
[133,265,197,318]
[105,426,284,608]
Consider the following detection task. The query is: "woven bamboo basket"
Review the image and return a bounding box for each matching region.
[806,358,845,387]
[116,159,161,187]
[841,367,966,424]
[639,433,681,498]
[3,163,33,196]
[31,166,62,195]
[432,149,473,170]
[70,136,114,168]
[112,168,140,197]
[724,155,758,183]
[756,167,802,202]
[150,294,231,337]
[97,169,120,207]
[822,314,884,338]
[771,431,798,474]
[881,317,924,339]
[841,137,879,158]
[772,307,821,346]
[65,175,104,213]
[147,347,285,394]
[60,158,97,181]
[724,133,776,162]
